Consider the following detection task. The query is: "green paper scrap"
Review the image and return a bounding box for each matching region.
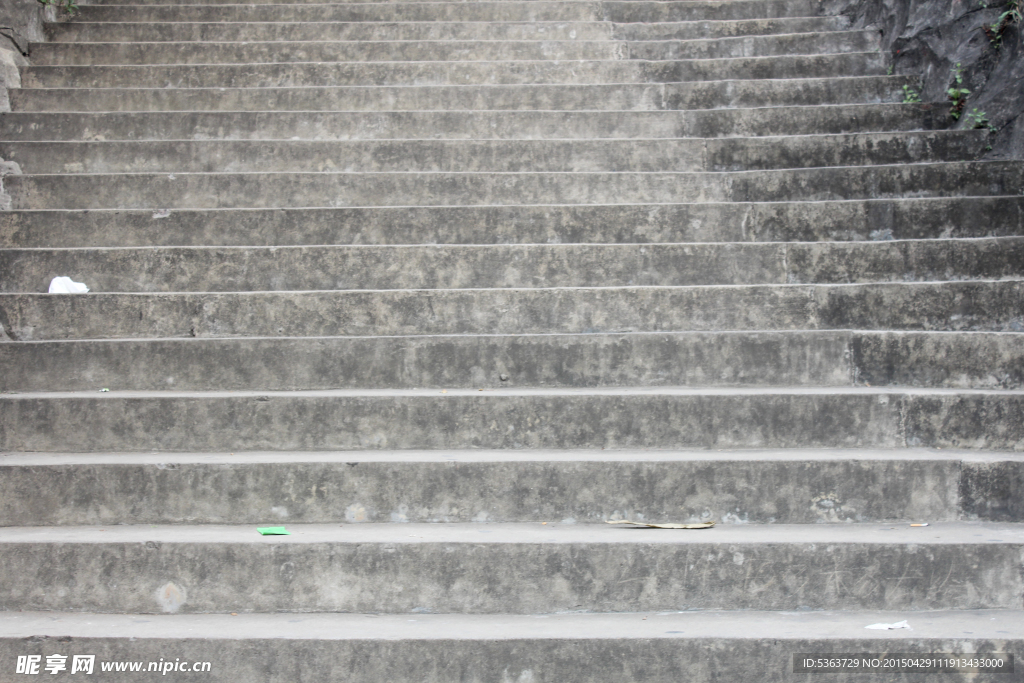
[257,527,291,535]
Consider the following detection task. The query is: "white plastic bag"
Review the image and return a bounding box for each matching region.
[865,620,911,630]
[48,277,89,294]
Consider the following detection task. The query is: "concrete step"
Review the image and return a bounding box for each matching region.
[0,522,1021,611]
[2,449,1022,525]
[4,448,1023,525]
[2,331,1022,392]
[66,0,826,24]
[21,53,886,88]
[0,104,945,141]
[0,610,1020,682]
[2,237,1020,293]
[2,280,1022,341]
[5,162,1022,210]
[0,132,989,174]
[9,75,916,112]
[3,198,1021,248]
[27,32,879,66]
[3,386,1023,451]
[43,16,850,42]
[0,139,711,174]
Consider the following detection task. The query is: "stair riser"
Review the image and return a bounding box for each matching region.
[0,636,1020,683]
[0,140,708,174]
[3,282,1022,340]
[0,132,988,174]
[7,76,913,112]
[21,54,885,88]
[66,0,825,24]
[28,32,879,66]
[0,539,1019,612]
[2,332,1021,392]
[42,17,852,43]
[4,199,1020,248]
[6,456,1017,525]
[0,106,943,141]
[1,392,1022,451]
[6,163,1019,210]
[2,238,1021,293]
[30,40,633,65]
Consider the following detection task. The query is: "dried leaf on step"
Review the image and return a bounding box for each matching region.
[606,520,715,529]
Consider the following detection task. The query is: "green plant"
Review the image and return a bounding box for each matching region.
[36,0,78,14]
[886,64,894,75]
[965,108,999,135]
[901,85,922,103]
[984,0,1021,48]
[947,63,971,119]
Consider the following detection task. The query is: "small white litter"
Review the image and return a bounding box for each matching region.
[48,277,89,294]
[865,620,911,630]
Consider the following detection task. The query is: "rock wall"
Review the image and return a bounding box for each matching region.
[825,0,1024,158]
[0,0,47,111]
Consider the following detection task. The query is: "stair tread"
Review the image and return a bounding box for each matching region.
[6,385,1024,397]
[2,520,1022,544]
[4,447,1023,465]
[1,609,1020,639]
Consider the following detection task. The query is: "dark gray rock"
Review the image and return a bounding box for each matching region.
[825,0,1024,157]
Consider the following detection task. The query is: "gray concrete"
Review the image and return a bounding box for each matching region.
[42,17,851,43]
[0,522,1021,612]
[65,0,827,23]
[0,610,1019,682]
[3,0,1024,669]
[2,280,1023,340]
[2,198,1021,248]
[7,162,1022,210]
[27,31,881,66]
[3,448,1020,525]
[21,53,887,88]
[0,131,990,174]
[8,75,916,112]
[1,388,1023,451]
[3,237,1021,292]
[0,104,948,141]
[2,331,1022,392]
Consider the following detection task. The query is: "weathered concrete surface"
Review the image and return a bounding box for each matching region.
[2,281,1022,340]
[0,131,990,175]
[0,449,995,525]
[0,610,1020,683]
[20,53,887,88]
[41,17,849,43]
[1,331,1021,392]
[0,0,1020,672]
[8,75,916,112]
[0,332,858,391]
[27,31,881,66]
[962,458,1024,521]
[826,0,1024,158]
[0,139,716,174]
[1,388,1022,452]
[0,104,948,141]
[851,331,1024,388]
[2,199,1021,248]
[2,237,1021,292]
[65,0,827,24]
[7,162,1022,210]
[0,523,1021,613]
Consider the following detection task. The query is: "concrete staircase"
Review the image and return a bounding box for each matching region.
[1,0,1023,678]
